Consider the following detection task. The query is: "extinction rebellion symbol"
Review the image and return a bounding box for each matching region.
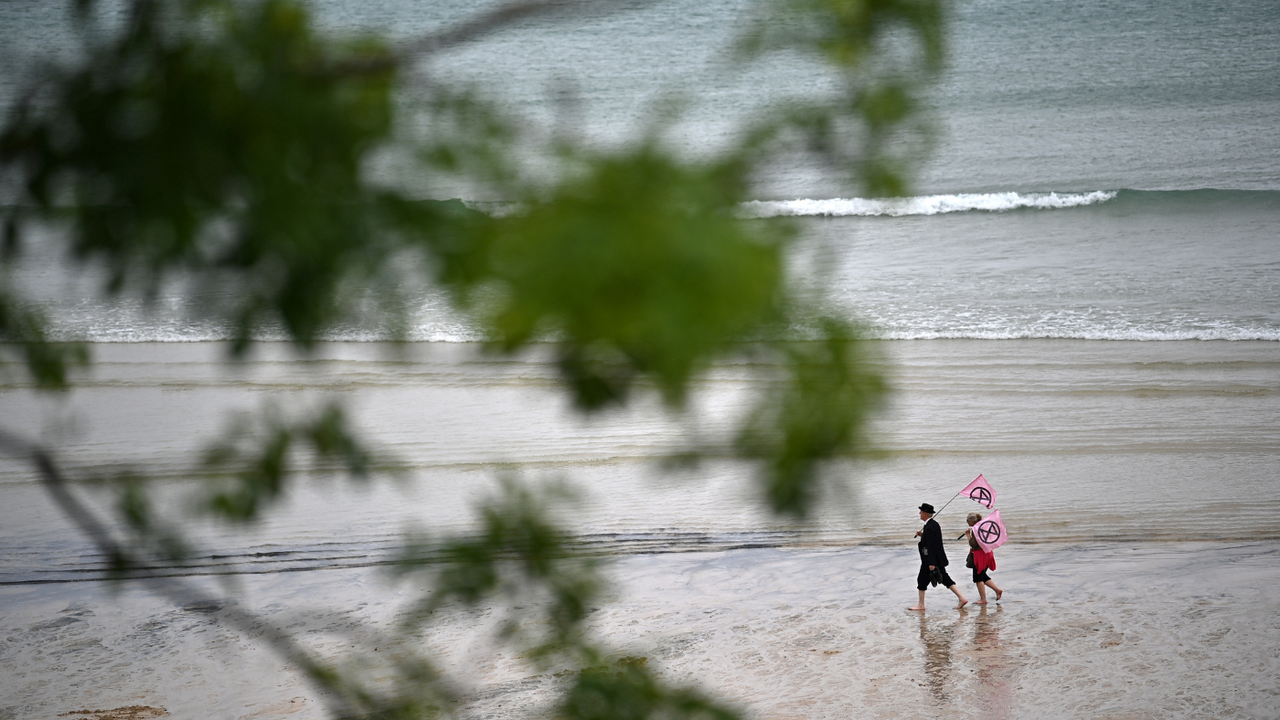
[968,486,993,508]
[976,519,1002,545]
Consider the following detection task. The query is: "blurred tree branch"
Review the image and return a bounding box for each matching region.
[0,425,430,719]
[0,0,945,715]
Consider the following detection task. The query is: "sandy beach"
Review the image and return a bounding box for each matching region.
[2,0,1278,716]
[3,542,1279,719]
[3,338,1279,718]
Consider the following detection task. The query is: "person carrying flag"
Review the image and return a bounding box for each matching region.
[909,503,969,611]
[965,512,1004,604]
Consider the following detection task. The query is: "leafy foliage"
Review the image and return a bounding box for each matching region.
[445,148,791,409]
[0,0,410,350]
[559,657,739,720]
[739,0,947,195]
[737,324,888,516]
[0,0,945,716]
[200,402,376,521]
[0,293,88,388]
[396,480,603,658]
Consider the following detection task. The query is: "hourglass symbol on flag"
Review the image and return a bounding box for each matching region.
[962,474,996,509]
[973,509,1008,551]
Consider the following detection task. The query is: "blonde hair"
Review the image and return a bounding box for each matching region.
[966,512,983,524]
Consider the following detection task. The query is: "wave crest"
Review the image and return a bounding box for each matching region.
[740,190,1118,218]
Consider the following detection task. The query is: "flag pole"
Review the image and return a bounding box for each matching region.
[932,491,963,520]
[913,489,962,538]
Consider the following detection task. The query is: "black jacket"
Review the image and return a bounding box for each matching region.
[918,517,948,568]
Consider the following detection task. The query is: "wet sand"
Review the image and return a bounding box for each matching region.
[3,542,1278,719]
[5,338,1280,588]
[3,340,1279,717]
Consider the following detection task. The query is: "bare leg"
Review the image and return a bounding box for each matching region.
[986,579,1003,601]
[949,584,968,609]
[974,581,989,604]
[908,589,926,611]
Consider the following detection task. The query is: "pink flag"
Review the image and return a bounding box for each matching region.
[972,509,1008,551]
[962,474,996,509]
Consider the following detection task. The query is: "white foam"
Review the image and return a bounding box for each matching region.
[739,190,1118,218]
[869,328,1280,341]
[44,319,1280,344]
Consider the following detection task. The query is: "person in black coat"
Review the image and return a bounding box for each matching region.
[909,502,969,611]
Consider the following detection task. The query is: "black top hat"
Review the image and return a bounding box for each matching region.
[919,503,936,514]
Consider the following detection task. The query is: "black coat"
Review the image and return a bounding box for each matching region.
[918,517,948,568]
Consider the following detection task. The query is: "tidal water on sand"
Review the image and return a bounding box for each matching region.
[4,542,1279,720]
[2,0,1279,717]
[3,340,1280,718]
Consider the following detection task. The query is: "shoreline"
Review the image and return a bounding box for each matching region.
[4,337,1279,585]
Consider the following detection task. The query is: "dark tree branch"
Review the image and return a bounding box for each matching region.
[330,0,646,75]
[0,429,128,569]
[0,427,369,719]
[401,0,584,56]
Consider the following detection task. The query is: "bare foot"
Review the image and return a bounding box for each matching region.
[908,605,925,611]
[955,598,969,609]
[995,589,1003,601]
[974,599,988,605]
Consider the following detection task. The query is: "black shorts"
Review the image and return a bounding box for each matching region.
[973,569,991,583]
[917,564,956,591]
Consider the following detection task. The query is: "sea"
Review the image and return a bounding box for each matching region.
[1,0,1279,718]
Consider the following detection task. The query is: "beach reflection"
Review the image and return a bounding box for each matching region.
[915,605,1018,713]
[917,612,960,702]
[971,604,1015,719]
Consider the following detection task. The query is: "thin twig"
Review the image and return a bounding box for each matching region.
[0,427,362,719]
[400,0,582,56]
[329,0,646,75]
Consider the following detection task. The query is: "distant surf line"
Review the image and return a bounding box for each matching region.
[738,190,1118,218]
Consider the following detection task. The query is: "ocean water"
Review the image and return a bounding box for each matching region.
[2,0,1279,718]
[3,1,1279,344]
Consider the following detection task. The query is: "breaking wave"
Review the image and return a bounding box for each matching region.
[739,190,1119,218]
